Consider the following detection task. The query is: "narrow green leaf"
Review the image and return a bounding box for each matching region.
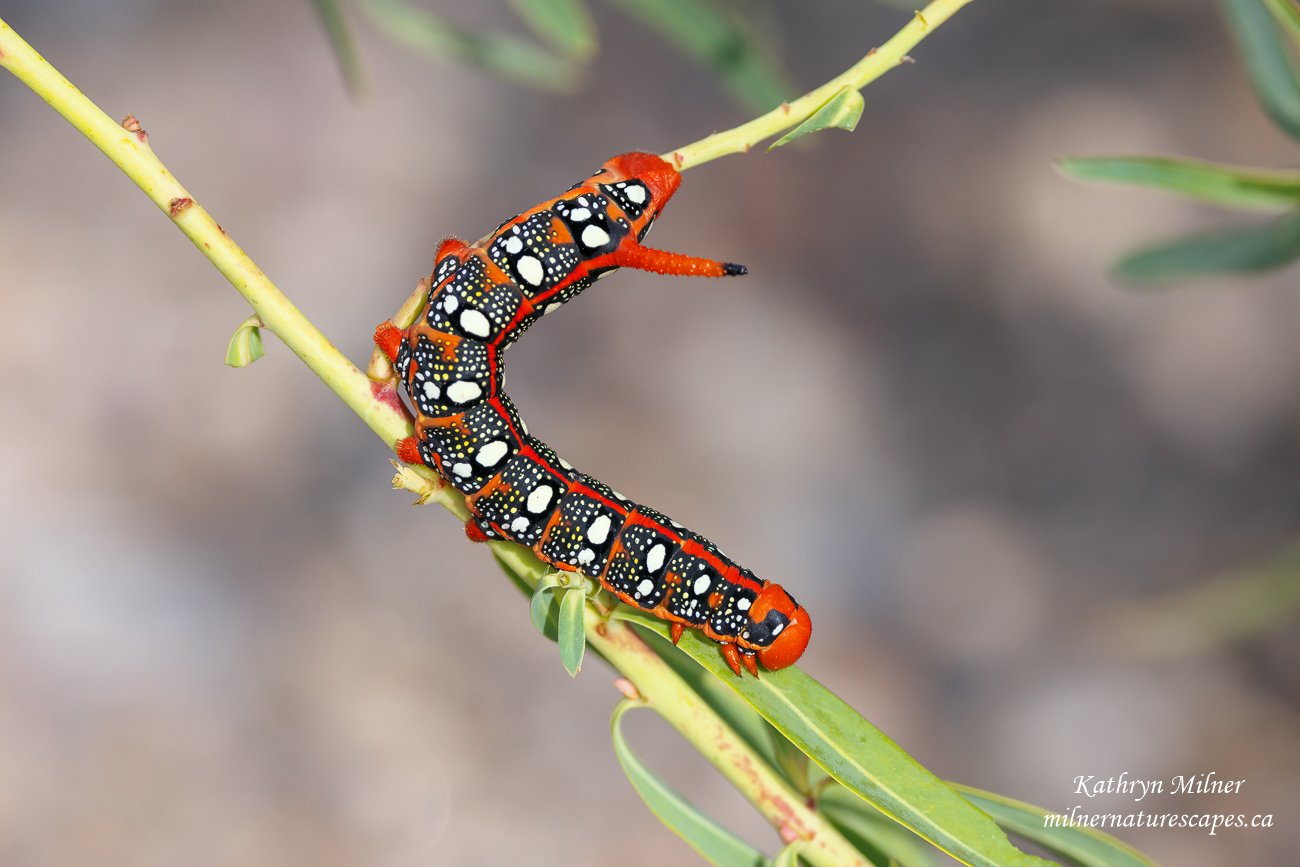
[611,700,768,867]
[530,572,565,638]
[509,0,597,60]
[768,86,865,150]
[1059,156,1300,212]
[361,0,581,92]
[611,608,1053,867]
[310,0,366,97]
[558,585,587,676]
[1222,0,1300,141]
[632,624,785,770]
[603,0,792,111]
[951,784,1158,867]
[818,784,938,867]
[1264,0,1300,41]
[225,315,265,368]
[771,842,801,867]
[1115,209,1300,281]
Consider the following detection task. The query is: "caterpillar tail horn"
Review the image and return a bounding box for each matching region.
[613,243,746,278]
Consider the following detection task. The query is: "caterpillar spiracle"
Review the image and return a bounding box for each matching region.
[374,152,811,676]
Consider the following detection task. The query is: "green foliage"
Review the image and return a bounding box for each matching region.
[1113,210,1300,281]
[1064,0,1300,282]
[951,785,1159,867]
[612,700,769,867]
[310,0,366,95]
[557,579,587,675]
[768,86,865,150]
[509,0,597,59]
[312,0,791,109]
[1226,0,1300,140]
[361,0,583,91]
[602,0,792,110]
[225,315,266,367]
[1058,156,1300,211]
[613,609,1055,867]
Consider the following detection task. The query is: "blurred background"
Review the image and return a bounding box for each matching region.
[1,1,1297,865]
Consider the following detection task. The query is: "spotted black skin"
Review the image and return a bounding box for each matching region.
[388,153,808,671]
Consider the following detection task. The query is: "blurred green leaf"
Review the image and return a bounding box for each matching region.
[1095,540,1300,658]
[510,0,597,59]
[558,585,587,676]
[603,0,791,111]
[361,0,581,92]
[771,842,802,867]
[818,784,938,867]
[311,0,366,97]
[768,86,865,150]
[1263,0,1300,42]
[951,784,1158,867]
[1223,0,1300,141]
[1060,156,1300,212]
[611,609,1053,867]
[1116,208,1300,281]
[611,700,769,867]
[225,315,265,368]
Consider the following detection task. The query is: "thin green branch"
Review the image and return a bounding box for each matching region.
[0,19,411,452]
[0,4,977,864]
[662,0,974,169]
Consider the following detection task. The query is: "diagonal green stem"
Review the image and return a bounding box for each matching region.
[0,4,975,864]
[0,19,411,452]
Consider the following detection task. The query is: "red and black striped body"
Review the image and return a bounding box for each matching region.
[376,153,810,675]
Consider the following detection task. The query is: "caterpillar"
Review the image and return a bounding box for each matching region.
[374,152,811,676]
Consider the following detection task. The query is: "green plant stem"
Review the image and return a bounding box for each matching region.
[0,19,410,452]
[0,5,974,864]
[663,0,974,169]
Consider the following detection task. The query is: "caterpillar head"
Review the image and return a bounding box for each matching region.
[599,152,681,211]
[742,583,812,671]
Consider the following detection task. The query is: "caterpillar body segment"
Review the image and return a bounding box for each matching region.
[379,153,810,674]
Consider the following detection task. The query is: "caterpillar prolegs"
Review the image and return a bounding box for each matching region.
[375,152,811,676]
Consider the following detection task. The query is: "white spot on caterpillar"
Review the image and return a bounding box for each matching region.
[443,295,459,313]
[581,225,610,248]
[510,516,530,534]
[771,622,784,636]
[587,515,611,545]
[476,440,508,467]
[737,598,751,611]
[646,544,666,573]
[460,309,490,338]
[543,302,562,316]
[517,255,544,286]
[558,457,574,471]
[568,207,592,222]
[504,236,523,255]
[452,462,472,478]
[636,578,654,597]
[577,548,596,566]
[527,485,554,513]
[693,575,711,595]
[446,381,482,404]
[626,184,647,204]
[422,381,441,399]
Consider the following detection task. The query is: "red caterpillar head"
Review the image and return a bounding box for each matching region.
[741,583,812,670]
[599,152,681,210]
